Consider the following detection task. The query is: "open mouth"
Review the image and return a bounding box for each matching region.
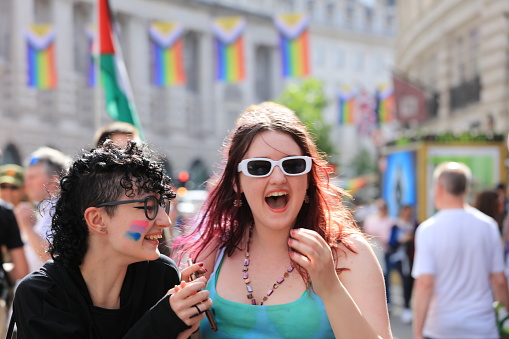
[265,191,289,210]
[145,234,162,241]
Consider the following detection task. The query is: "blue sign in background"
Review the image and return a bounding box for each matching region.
[382,150,417,218]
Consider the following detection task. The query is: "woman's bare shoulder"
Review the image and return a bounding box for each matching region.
[334,233,380,270]
[195,238,223,279]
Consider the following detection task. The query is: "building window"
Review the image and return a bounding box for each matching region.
[336,50,344,68]
[35,0,52,23]
[364,7,373,30]
[0,0,11,61]
[73,3,92,76]
[307,1,315,17]
[282,0,294,12]
[385,13,394,31]
[355,52,364,71]
[184,31,200,94]
[326,2,335,24]
[470,28,479,77]
[313,46,325,69]
[116,14,131,70]
[1,144,21,165]
[452,36,466,86]
[345,0,355,28]
[374,57,384,72]
[255,46,272,102]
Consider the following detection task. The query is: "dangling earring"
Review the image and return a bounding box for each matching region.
[304,194,310,204]
[233,198,243,207]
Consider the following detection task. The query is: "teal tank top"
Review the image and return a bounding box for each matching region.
[200,248,334,338]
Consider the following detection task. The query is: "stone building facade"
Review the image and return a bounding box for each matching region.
[0,0,396,185]
[395,0,509,135]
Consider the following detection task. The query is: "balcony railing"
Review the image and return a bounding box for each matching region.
[449,76,481,111]
[427,91,439,119]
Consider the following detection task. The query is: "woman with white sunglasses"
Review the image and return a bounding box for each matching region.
[175,102,392,339]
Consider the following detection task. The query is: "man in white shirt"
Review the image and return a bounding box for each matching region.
[412,162,509,339]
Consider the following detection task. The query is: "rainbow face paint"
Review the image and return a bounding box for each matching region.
[125,220,149,241]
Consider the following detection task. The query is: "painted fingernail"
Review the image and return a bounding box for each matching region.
[198,262,204,267]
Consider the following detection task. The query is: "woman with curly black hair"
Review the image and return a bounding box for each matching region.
[10,141,211,338]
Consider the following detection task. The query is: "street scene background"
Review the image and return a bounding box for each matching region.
[1,0,509,338]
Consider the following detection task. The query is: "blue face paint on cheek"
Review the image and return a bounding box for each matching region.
[124,220,148,242]
[125,231,142,241]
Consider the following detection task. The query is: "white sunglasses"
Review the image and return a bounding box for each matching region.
[238,156,312,178]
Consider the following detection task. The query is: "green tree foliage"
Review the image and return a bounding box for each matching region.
[349,147,376,176]
[276,78,336,157]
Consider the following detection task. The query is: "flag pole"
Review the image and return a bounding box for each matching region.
[94,0,101,135]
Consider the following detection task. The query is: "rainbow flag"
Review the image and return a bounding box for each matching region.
[338,88,356,125]
[25,24,57,89]
[341,177,368,195]
[85,24,97,87]
[212,17,245,83]
[273,13,310,78]
[375,85,394,124]
[149,22,186,86]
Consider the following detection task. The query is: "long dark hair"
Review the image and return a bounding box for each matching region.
[49,141,174,267]
[174,102,361,285]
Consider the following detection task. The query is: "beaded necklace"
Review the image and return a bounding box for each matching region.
[243,227,294,305]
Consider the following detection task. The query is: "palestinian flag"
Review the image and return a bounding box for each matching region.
[98,0,144,139]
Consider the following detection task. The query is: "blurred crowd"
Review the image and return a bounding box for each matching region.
[0,121,508,339]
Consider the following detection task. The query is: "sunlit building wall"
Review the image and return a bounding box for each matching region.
[0,0,396,185]
[396,0,509,134]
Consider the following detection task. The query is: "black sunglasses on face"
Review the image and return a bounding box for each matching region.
[0,184,20,190]
[95,195,170,220]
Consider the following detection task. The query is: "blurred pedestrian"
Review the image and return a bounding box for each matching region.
[0,157,28,338]
[93,121,140,148]
[496,183,508,231]
[475,189,503,225]
[412,162,508,339]
[14,147,71,273]
[10,141,211,338]
[363,198,397,308]
[0,165,26,208]
[389,205,418,324]
[175,102,391,338]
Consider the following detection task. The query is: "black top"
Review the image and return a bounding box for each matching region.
[13,255,189,338]
[0,203,24,253]
[0,203,24,267]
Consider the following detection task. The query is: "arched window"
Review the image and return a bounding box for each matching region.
[188,159,209,189]
[2,144,21,165]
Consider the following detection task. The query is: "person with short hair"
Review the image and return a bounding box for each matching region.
[14,147,71,272]
[412,162,509,339]
[93,122,140,148]
[11,141,211,338]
